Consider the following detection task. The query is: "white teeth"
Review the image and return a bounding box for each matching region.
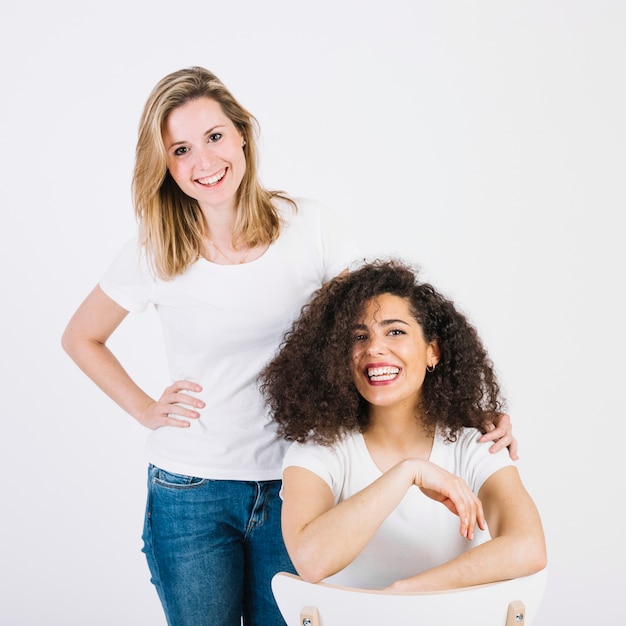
[198,170,226,186]
[367,366,399,381]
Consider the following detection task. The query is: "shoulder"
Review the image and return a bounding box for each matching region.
[277,196,323,221]
[435,426,515,492]
[283,435,350,466]
[274,196,360,278]
[448,427,511,463]
[451,427,488,450]
[435,426,480,449]
[98,235,156,311]
[103,235,149,270]
[283,433,360,480]
[280,196,349,223]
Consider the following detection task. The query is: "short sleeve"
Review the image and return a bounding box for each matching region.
[282,440,344,495]
[314,201,362,281]
[99,237,154,313]
[451,429,517,494]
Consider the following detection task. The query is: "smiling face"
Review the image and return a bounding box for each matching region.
[350,293,440,413]
[163,97,246,213]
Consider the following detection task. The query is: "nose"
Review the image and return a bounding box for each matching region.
[196,145,216,169]
[365,334,387,356]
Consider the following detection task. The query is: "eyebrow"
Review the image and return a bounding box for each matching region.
[351,318,411,330]
[166,124,226,149]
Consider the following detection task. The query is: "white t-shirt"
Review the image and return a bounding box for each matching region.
[100,198,359,480]
[282,428,515,588]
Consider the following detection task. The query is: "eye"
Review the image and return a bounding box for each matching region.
[352,332,367,343]
[173,146,189,156]
[388,328,406,337]
[208,132,222,143]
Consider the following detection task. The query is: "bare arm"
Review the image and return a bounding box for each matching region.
[281,459,485,584]
[386,465,547,592]
[61,285,203,429]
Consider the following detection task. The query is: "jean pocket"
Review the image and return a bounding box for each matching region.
[152,467,207,489]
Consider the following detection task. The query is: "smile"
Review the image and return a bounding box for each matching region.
[197,168,226,186]
[367,366,400,382]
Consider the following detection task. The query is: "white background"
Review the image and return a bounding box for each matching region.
[1,1,624,624]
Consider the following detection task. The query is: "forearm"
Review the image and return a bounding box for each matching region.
[65,337,154,424]
[285,460,417,583]
[388,532,547,592]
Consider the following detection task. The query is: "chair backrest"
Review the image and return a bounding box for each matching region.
[271,568,548,626]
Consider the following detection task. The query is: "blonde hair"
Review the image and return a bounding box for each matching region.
[132,66,294,279]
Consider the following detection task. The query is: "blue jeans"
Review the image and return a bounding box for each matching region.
[142,464,295,626]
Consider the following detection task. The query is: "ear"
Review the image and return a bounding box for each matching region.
[427,340,440,368]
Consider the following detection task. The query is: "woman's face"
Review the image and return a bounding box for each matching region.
[350,293,439,411]
[163,97,246,213]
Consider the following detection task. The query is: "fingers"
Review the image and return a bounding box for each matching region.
[460,500,486,540]
[143,380,204,429]
[480,413,509,441]
[507,437,519,461]
[484,435,519,460]
[447,484,485,541]
[479,412,519,460]
[485,435,509,453]
[414,462,485,540]
[429,491,484,540]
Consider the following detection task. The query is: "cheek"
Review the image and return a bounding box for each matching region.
[165,159,183,183]
[350,357,366,391]
[232,148,247,176]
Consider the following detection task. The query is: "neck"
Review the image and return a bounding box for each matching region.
[202,236,249,265]
[199,207,244,264]
[200,200,239,236]
[364,407,434,463]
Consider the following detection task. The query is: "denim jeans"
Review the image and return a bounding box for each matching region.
[142,464,295,626]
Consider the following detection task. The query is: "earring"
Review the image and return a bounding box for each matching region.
[426,363,435,373]
[242,139,247,148]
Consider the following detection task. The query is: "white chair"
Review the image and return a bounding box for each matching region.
[272,568,548,626]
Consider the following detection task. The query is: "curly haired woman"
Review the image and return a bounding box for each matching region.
[261,259,546,591]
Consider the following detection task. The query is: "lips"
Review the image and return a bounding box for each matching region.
[197,168,227,186]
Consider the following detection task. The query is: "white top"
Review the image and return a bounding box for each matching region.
[282,428,515,588]
[100,198,359,480]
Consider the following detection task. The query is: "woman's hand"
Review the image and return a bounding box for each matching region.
[139,380,204,430]
[480,412,519,460]
[410,459,486,541]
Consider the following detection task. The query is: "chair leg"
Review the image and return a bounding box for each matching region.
[506,600,526,625]
[299,605,320,626]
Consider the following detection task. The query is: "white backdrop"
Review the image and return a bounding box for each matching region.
[1,1,624,624]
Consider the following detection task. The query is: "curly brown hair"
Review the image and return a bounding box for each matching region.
[260,259,505,446]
